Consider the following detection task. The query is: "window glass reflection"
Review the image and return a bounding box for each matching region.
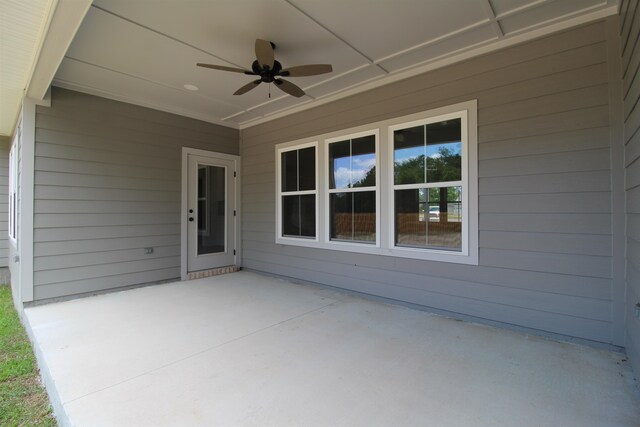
[329,136,376,189]
[351,135,376,188]
[394,119,462,185]
[281,150,298,192]
[197,165,225,255]
[330,191,375,243]
[395,186,462,251]
[394,125,425,185]
[299,194,316,237]
[282,194,316,238]
[298,147,316,191]
[426,119,462,183]
[329,140,350,189]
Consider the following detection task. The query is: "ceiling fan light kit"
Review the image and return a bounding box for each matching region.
[197,39,333,98]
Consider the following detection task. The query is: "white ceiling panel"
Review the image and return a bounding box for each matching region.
[66,7,265,110]
[499,0,607,35]
[288,0,489,61]
[380,24,498,73]
[92,0,367,77]
[55,58,242,123]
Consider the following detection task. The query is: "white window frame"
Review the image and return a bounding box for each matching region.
[325,129,380,248]
[388,110,471,262]
[275,141,319,244]
[274,100,478,265]
[8,123,20,246]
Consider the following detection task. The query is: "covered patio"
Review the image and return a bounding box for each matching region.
[24,271,639,426]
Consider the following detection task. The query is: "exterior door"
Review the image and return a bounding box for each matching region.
[185,152,237,273]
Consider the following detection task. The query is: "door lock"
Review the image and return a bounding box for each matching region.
[189,217,194,222]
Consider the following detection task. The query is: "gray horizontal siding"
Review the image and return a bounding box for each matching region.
[33,87,239,300]
[621,0,640,373]
[34,267,180,300]
[240,20,617,343]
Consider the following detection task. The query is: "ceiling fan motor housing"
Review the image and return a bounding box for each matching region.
[251,59,283,83]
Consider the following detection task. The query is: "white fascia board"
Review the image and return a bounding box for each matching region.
[26,0,92,101]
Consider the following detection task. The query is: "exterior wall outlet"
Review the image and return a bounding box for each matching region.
[144,247,154,254]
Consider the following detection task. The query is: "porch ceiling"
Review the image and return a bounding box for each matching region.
[51,0,619,130]
[0,1,619,136]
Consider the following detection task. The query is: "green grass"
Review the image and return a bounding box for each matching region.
[0,284,56,426]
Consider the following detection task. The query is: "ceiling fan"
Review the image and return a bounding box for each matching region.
[197,39,333,98]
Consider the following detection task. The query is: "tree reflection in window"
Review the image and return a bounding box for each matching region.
[393,118,463,251]
[328,134,377,243]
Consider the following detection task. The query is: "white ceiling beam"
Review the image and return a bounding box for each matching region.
[283,0,390,74]
[26,0,92,100]
[482,0,504,38]
[492,0,549,19]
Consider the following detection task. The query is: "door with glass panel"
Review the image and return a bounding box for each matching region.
[187,154,236,272]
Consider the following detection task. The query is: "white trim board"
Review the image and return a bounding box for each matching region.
[19,98,37,303]
[27,0,93,101]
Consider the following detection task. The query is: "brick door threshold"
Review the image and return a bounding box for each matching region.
[187,266,240,280]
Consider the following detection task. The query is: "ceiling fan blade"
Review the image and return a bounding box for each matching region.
[233,79,262,95]
[274,79,305,97]
[281,64,333,77]
[197,63,254,74]
[255,39,275,69]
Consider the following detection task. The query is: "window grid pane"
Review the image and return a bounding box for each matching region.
[329,136,376,190]
[426,119,462,183]
[394,119,462,185]
[282,194,316,238]
[281,150,297,192]
[298,147,316,191]
[395,186,462,251]
[328,135,377,244]
[394,125,425,185]
[280,145,317,239]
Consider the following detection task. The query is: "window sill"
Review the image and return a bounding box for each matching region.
[274,237,478,265]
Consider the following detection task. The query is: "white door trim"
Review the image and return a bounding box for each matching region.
[181,147,241,280]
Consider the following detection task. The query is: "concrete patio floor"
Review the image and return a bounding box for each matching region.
[24,271,639,426]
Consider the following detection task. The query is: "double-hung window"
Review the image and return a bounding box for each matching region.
[327,132,378,245]
[391,115,464,252]
[277,143,317,239]
[8,125,19,245]
[275,100,477,264]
